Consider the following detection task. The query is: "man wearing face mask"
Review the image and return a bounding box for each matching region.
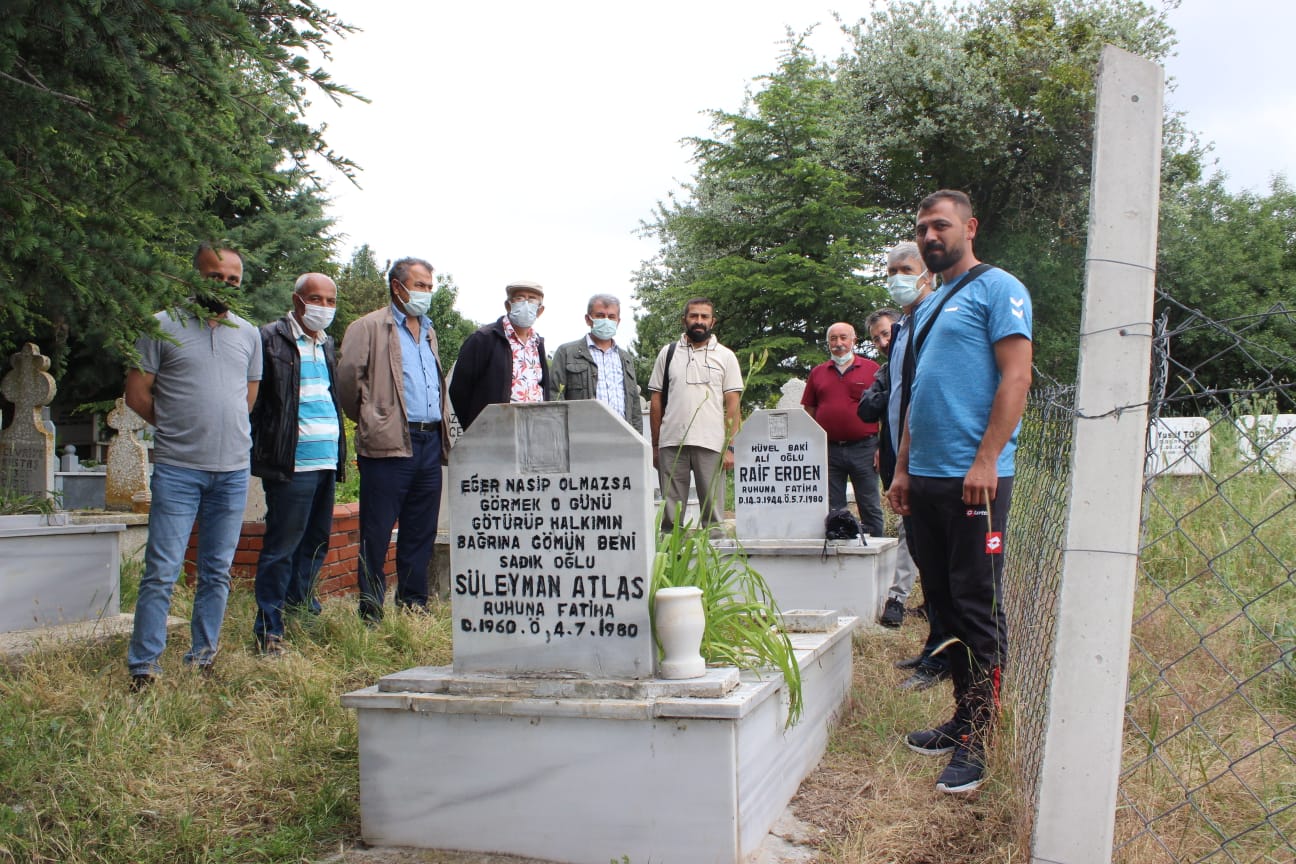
[248,273,346,654]
[449,280,552,431]
[338,257,450,623]
[859,243,951,690]
[124,243,262,690]
[801,322,883,536]
[551,293,642,431]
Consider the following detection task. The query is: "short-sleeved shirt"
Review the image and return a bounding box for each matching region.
[136,308,262,472]
[504,318,545,403]
[648,335,744,453]
[907,267,1033,478]
[801,356,879,443]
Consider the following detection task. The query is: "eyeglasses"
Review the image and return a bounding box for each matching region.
[684,352,717,385]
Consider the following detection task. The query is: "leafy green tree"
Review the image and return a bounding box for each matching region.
[634,39,889,404]
[0,0,359,387]
[1156,176,1296,409]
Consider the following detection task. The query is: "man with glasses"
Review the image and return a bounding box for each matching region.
[338,257,450,623]
[648,297,743,531]
[450,280,551,432]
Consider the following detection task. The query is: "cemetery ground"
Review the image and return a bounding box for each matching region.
[0,565,1019,864]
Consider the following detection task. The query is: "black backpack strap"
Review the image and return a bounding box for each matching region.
[899,263,995,432]
[660,341,677,416]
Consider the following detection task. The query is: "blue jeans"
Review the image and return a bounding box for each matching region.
[356,427,442,621]
[253,469,334,642]
[128,463,249,676]
[827,437,884,536]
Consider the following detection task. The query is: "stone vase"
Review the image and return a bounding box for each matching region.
[654,586,706,679]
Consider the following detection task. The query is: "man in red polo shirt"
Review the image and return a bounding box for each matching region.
[801,322,883,536]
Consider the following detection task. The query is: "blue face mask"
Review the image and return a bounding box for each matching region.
[590,317,617,340]
[398,281,432,317]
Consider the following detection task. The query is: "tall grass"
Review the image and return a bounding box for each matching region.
[0,569,451,864]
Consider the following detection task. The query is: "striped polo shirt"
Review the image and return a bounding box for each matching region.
[288,315,340,472]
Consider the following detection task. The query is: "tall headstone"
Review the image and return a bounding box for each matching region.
[0,343,57,498]
[448,400,654,678]
[733,408,828,540]
[105,397,150,510]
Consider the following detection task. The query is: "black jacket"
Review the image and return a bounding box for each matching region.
[250,315,347,482]
[857,362,894,487]
[449,317,552,431]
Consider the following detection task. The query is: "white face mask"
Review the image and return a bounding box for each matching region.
[887,271,925,306]
[831,351,854,368]
[509,299,540,329]
[401,289,432,318]
[299,303,335,332]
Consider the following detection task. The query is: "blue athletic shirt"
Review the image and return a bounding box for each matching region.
[906,266,1032,478]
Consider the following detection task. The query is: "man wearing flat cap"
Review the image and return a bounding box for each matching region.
[449,280,552,431]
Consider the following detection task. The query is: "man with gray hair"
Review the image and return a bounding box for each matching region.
[249,272,346,654]
[338,257,450,622]
[551,293,642,431]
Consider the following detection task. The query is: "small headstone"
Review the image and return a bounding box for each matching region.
[448,400,655,678]
[0,343,57,499]
[1147,417,1210,476]
[105,397,150,510]
[776,377,806,409]
[733,408,828,540]
[1236,414,1296,474]
[61,444,81,473]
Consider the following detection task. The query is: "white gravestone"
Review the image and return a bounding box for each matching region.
[776,377,806,410]
[1236,414,1296,474]
[0,343,57,499]
[1147,416,1210,476]
[733,408,828,540]
[449,400,654,679]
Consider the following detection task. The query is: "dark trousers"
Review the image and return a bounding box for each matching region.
[903,513,950,675]
[356,427,442,620]
[827,437,884,536]
[253,469,334,641]
[907,474,1013,729]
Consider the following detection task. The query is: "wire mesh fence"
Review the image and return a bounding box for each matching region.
[1009,290,1296,861]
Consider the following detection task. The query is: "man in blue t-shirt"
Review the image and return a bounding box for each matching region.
[887,190,1033,795]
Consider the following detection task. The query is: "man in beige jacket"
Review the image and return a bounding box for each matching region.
[337,257,451,622]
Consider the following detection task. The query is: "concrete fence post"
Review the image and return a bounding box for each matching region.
[1031,46,1164,864]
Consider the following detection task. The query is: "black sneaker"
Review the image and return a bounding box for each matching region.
[906,718,969,756]
[894,654,924,670]
[879,597,905,628]
[899,665,950,691]
[936,742,986,793]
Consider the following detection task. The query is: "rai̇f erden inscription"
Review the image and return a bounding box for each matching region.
[734,408,829,540]
[449,401,655,679]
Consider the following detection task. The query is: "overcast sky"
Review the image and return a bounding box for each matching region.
[303,0,1294,351]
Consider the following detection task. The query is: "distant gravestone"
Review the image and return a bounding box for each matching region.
[733,408,828,540]
[1147,417,1210,476]
[776,377,806,409]
[1236,414,1296,474]
[448,400,654,679]
[0,343,57,498]
[105,397,150,510]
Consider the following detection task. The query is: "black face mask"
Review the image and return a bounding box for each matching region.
[687,323,712,343]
